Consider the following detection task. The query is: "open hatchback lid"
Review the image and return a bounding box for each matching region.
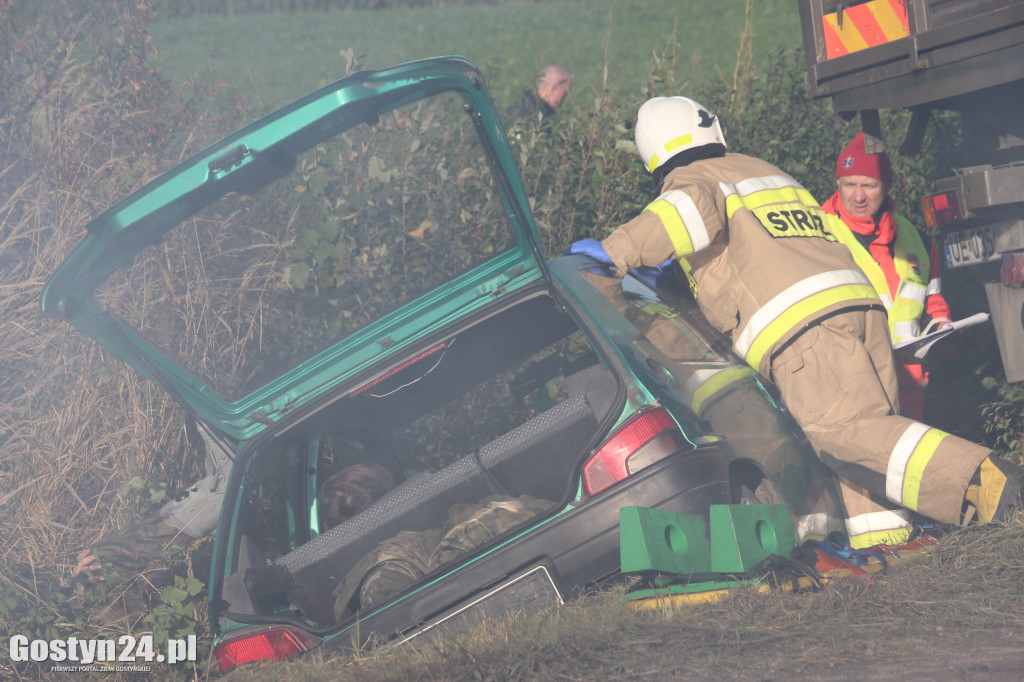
[41,57,549,441]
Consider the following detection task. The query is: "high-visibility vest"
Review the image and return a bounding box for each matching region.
[829,214,932,343]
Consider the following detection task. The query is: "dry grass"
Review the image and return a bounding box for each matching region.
[0,7,207,669]
[218,519,1024,682]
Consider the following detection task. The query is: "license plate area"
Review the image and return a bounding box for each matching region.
[397,565,563,645]
[943,225,999,267]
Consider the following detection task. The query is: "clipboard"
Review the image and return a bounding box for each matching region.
[893,312,990,360]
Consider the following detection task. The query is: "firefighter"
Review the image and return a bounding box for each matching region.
[567,96,1023,548]
[822,132,952,421]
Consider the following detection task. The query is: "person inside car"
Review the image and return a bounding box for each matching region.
[319,461,394,530]
[332,494,553,621]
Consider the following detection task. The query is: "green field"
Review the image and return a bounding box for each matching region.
[151,0,801,113]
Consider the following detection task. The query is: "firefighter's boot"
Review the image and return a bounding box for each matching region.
[964,456,1024,523]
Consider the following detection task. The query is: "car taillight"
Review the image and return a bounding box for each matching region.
[582,407,687,496]
[215,626,314,673]
[921,189,965,229]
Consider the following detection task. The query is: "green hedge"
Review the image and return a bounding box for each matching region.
[156,0,552,16]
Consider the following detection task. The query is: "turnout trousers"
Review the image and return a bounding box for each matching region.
[770,307,989,528]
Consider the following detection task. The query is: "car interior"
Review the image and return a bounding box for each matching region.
[220,291,621,627]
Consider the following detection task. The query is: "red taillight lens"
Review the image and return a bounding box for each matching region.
[1001,252,1024,288]
[215,627,312,673]
[920,189,964,229]
[582,408,687,496]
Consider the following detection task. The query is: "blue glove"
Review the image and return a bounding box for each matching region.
[563,238,613,265]
[630,258,677,290]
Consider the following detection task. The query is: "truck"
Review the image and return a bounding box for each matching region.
[798,0,1024,381]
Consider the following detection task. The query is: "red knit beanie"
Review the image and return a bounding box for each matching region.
[836,132,893,185]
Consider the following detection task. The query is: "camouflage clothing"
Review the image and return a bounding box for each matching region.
[333,494,552,620]
[90,513,195,582]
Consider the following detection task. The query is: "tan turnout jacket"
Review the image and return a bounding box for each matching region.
[603,153,881,374]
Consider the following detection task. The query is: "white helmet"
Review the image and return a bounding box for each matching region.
[634,96,726,173]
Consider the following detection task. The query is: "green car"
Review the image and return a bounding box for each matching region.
[41,57,843,672]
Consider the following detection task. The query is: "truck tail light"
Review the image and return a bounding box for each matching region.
[921,189,965,229]
[582,407,688,496]
[1001,252,1024,289]
[215,626,316,673]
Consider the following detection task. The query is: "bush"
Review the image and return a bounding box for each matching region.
[0,2,232,677]
[156,0,557,15]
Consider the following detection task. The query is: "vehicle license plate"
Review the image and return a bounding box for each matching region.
[943,225,999,268]
[397,565,563,645]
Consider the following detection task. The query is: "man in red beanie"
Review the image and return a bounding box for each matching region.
[822,132,953,422]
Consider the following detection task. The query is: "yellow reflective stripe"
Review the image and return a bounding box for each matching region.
[684,366,754,414]
[845,509,912,536]
[902,428,948,510]
[664,134,693,152]
[744,282,879,370]
[648,154,660,173]
[646,189,710,257]
[648,199,692,257]
[874,0,910,41]
[720,176,817,218]
[848,525,913,550]
[886,422,949,509]
[829,13,871,52]
[734,269,875,367]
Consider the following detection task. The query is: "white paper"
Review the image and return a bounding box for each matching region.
[892,312,990,360]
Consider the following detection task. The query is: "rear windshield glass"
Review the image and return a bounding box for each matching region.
[94,90,516,400]
[222,294,617,630]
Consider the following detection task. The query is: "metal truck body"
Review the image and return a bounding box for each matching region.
[799,0,1024,380]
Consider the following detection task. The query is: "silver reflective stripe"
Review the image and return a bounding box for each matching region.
[886,421,930,505]
[926,276,941,296]
[897,280,927,305]
[719,174,803,198]
[892,320,920,341]
[660,189,711,252]
[795,512,833,541]
[878,292,893,310]
[733,269,872,360]
[845,509,912,536]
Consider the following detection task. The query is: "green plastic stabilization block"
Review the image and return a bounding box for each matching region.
[619,506,711,575]
[709,504,797,573]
